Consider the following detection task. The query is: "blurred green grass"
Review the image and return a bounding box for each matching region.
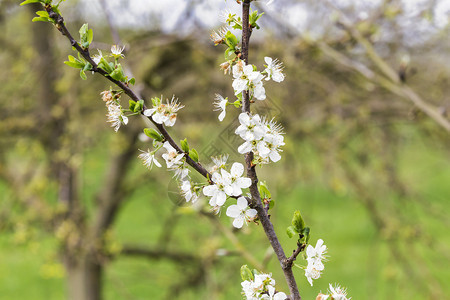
[0,128,449,300]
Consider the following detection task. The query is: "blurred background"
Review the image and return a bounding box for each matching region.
[0,0,449,299]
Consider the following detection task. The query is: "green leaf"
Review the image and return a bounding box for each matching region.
[35,11,49,17]
[292,210,305,232]
[302,227,311,243]
[133,100,144,113]
[129,100,136,112]
[240,265,254,282]
[110,64,125,81]
[64,61,84,69]
[79,70,87,80]
[128,77,136,85]
[189,149,199,163]
[180,139,189,153]
[258,181,271,200]
[20,0,41,6]
[144,128,163,141]
[224,31,238,49]
[286,226,299,238]
[87,29,93,45]
[79,24,93,49]
[32,17,51,23]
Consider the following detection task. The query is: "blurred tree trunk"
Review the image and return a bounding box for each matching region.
[65,253,102,300]
[29,3,103,300]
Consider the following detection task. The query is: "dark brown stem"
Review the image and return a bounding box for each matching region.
[240,1,301,299]
[286,242,305,267]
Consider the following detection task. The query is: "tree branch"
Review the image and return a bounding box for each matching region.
[240,1,301,299]
[44,5,212,179]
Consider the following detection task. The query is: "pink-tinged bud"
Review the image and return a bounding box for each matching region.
[220,62,231,75]
[100,90,113,103]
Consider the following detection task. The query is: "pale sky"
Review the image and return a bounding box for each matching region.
[78,0,449,32]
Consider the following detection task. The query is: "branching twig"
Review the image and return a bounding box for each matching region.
[44,5,212,180]
[240,1,301,299]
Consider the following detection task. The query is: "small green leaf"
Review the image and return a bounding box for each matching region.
[302,227,311,244]
[258,181,271,200]
[180,139,189,153]
[189,149,199,163]
[110,64,125,81]
[144,128,163,141]
[133,100,144,113]
[64,61,84,68]
[129,100,136,112]
[32,17,51,22]
[286,225,299,238]
[224,31,238,49]
[20,0,41,6]
[87,29,93,45]
[240,265,254,282]
[79,24,93,49]
[79,70,87,80]
[35,11,49,17]
[128,77,136,85]
[292,210,305,232]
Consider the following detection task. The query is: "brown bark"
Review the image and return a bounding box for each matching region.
[65,253,103,300]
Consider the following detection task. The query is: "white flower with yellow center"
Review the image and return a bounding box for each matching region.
[226,197,257,228]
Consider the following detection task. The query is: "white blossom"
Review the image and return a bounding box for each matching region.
[306,239,327,270]
[264,57,285,82]
[144,96,184,127]
[138,149,161,169]
[328,283,351,300]
[106,103,127,132]
[305,262,324,286]
[214,94,228,122]
[180,180,198,203]
[219,9,234,24]
[161,141,184,169]
[228,163,252,196]
[305,239,327,286]
[235,113,265,142]
[111,45,125,58]
[261,286,287,300]
[226,197,257,228]
[241,272,283,300]
[232,61,266,100]
[256,134,285,162]
[202,170,233,207]
[210,26,229,45]
[92,50,104,65]
[210,154,229,173]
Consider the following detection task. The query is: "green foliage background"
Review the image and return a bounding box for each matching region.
[0,0,449,299]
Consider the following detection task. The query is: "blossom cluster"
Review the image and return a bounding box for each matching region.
[101,90,128,132]
[213,58,285,122]
[305,239,328,286]
[203,162,251,206]
[236,113,285,164]
[317,283,352,300]
[241,272,287,300]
